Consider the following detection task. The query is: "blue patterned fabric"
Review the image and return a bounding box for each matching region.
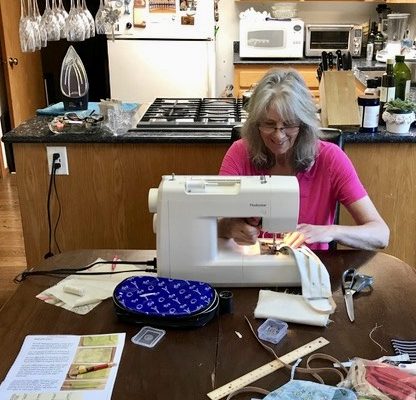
[113,276,215,318]
[264,380,357,400]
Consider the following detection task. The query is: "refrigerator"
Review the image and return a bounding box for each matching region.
[107,0,216,103]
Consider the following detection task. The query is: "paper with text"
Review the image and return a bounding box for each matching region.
[0,333,125,400]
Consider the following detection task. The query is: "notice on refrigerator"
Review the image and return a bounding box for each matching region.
[0,333,125,400]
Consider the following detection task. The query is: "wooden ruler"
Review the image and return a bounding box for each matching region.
[207,336,330,400]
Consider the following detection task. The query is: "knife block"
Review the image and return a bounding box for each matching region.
[319,71,361,129]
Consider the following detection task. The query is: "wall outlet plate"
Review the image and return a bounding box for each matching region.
[46,146,69,175]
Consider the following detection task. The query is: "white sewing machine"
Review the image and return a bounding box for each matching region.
[148,175,301,287]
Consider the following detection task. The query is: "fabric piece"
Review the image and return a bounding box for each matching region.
[37,101,139,116]
[392,339,416,363]
[254,246,336,326]
[263,380,357,400]
[219,139,367,250]
[113,276,215,317]
[254,289,330,327]
[339,358,391,400]
[36,259,155,315]
[366,365,416,400]
[286,245,335,313]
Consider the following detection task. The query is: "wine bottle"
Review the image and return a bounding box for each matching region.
[373,23,385,61]
[379,58,395,124]
[394,55,411,100]
[366,22,377,61]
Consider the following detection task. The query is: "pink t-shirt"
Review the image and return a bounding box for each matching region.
[219,139,367,250]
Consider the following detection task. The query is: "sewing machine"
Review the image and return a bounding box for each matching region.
[148,175,301,287]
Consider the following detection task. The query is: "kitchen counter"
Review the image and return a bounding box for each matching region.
[4,106,416,270]
[3,115,416,144]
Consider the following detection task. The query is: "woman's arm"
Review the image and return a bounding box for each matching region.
[285,196,390,250]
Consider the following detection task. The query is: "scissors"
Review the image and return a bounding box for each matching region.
[342,268,374,322]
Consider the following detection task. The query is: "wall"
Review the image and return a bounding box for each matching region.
[215,1,416,96]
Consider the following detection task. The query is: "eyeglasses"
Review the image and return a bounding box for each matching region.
[258,122,300,135]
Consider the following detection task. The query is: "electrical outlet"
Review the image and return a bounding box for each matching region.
[46,146,69,175]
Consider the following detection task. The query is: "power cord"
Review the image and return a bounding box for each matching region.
[52,165,62,253]
[14,258,158,283]
[44,154,61,259]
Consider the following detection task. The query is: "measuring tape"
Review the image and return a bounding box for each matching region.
[207,336,330,400]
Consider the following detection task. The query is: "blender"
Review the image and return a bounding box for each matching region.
[376,13,413,62]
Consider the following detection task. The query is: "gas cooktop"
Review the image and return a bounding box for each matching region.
[129,98,247,137]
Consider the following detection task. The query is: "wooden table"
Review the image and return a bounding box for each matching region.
[1,249,415,399]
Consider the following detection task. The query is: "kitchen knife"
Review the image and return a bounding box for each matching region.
[316,63,322,82]
[327,52,334,70]
[346,51,352,70]
[321,51,328,71]
[342,53,348,71]
[336,50,343,71]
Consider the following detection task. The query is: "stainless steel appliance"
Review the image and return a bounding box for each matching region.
[305,24,363,57]
[130,98,247,138]
[239,18,304,58]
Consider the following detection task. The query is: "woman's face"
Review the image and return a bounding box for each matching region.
[258,108,300,157]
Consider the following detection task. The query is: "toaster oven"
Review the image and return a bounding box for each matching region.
[305,24,363,57]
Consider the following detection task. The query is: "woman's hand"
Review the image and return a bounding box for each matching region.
[283,224,335,248]
[218,217,261,245]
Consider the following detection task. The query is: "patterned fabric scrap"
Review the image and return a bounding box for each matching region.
[392,339,416,363]
[263,380,357,400]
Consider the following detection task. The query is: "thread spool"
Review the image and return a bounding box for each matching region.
[219,291,233,314]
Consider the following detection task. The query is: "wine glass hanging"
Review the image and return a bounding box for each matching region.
[18,0,122,52]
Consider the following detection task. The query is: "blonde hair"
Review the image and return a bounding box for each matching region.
[242,68,320,172]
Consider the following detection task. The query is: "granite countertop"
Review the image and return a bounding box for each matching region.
[3,115,416,144]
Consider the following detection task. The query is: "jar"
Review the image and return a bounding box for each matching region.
[365,78,380,97]
[358,95,380,133]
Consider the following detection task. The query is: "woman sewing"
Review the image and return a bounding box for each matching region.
[218,69,389,250]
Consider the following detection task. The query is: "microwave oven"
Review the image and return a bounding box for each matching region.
[305,24,363,57]
[239,18,304,58]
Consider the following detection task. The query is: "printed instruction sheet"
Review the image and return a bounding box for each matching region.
[0,333,125,400]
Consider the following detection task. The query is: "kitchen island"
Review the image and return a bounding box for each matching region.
[3,115,416,269]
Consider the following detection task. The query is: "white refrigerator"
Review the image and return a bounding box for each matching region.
[107,0,216,103]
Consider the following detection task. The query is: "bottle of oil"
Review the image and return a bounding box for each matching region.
[393,55,411,100]
[366,22,377,61]
[379,58,395,124]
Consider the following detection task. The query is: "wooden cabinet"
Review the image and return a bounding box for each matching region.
[13,142,230,266]
[234,64,319,100]
[341,143,416,269]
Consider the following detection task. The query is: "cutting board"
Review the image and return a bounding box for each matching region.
[319,70,361,129]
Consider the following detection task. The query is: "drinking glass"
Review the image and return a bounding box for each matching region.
[42,0,60,41]
[82,0,95,38]
[51,0,66,39]
[77,0,91,39]
[95,0,107,34]
[27,0,41,50]
[19,0,33,52]
[33,0,48,47]
[65,0,85,41]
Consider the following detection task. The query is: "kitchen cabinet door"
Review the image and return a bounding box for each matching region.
[234,64,320,101]
[0,0,45,128]
[341,143,416,269]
